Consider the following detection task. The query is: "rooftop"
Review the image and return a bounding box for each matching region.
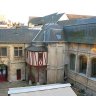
[8,83,71,94]
[0,28,38,43]
[66,14,94,19]
[1,13,96,44]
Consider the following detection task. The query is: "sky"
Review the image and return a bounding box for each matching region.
[0,0,96,25]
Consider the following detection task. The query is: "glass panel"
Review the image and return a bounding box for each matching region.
[14,47,18,50]
[56,34,61,40]
[79,56,87,74]
[14,47,23,57]
[0,48,7,56]
[19,50,22,56]
[14,50,18,56]
[2,48,7,56]
[70,54,75,70]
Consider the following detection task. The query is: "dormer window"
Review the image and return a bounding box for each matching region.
[56,34,61,40]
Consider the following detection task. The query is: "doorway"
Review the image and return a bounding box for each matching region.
[64,64,68,82]
[17,69,21,80]
[0,64,8,82]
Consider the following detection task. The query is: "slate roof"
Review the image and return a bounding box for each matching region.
[29,13,64,25]
[29,17,43,25]
[1,16,96,45]
[0,28,39,43]
[23,17,96,44]
[58,17,96,26]
[26,45,47,52]
[28,13,57,25]
[32,24,64,42]
[63,18,96,44]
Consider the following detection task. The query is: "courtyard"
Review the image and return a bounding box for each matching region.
[0,81,29,96]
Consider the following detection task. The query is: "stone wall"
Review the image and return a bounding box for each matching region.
[67,43,96,96]
[47,43,68,83]
[0,43,29,82]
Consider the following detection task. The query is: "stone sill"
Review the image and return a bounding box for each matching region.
[77,73,87,78]
[89,77,96,81]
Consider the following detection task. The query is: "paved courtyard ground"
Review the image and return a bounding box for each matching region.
[0,81,29,96]
[0,81,82,96]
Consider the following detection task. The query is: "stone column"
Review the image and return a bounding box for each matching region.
[86,57,91,77]
[8,61,12,82]
[75,55,79,73]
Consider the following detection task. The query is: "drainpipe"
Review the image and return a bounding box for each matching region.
[24,43,26,81]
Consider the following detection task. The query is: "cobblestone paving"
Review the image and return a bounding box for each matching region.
[0,81,29,96]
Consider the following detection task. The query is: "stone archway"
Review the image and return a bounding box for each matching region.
[0,64,8,82]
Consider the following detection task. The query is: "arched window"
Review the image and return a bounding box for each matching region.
[91,58,96,77]
[70,54,76,70]
[79,55,87,74]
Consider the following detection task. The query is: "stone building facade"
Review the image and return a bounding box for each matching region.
[0,43,28,82]
[0,13,96,96]
[67,43,96,96]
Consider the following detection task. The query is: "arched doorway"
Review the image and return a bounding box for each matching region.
[0,64,8,82]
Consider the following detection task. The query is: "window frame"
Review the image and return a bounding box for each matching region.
[14,47,23,57]
[0,47,7,57]
[79,55,87,74]
[70,54,76,71]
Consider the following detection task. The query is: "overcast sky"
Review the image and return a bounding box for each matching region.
[0,0,96,24]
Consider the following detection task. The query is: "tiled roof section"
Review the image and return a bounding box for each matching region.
[63,22,96,44]
[66,14,94,19]
[1,17,96,45]
[32,24,64,42]
[26,45,47,52]
[58,17,96,26]
[29,17,43,25]
[0,28,39,43]
[58,20,76,26]
[45,28,64,42]
[28,13,57,25]
[29,13,64,25]
[29,16,40,21]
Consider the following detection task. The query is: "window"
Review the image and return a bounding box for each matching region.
[38,52,43,65]
[38,52,43,60]
[14,47,23,57]
[70,54,76,70]
[17,69,21,80]
[79,55,87,74]
[91,58,96,77]
[26,51,28,58]
[56,34,61,40]
[0,47,7,56]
